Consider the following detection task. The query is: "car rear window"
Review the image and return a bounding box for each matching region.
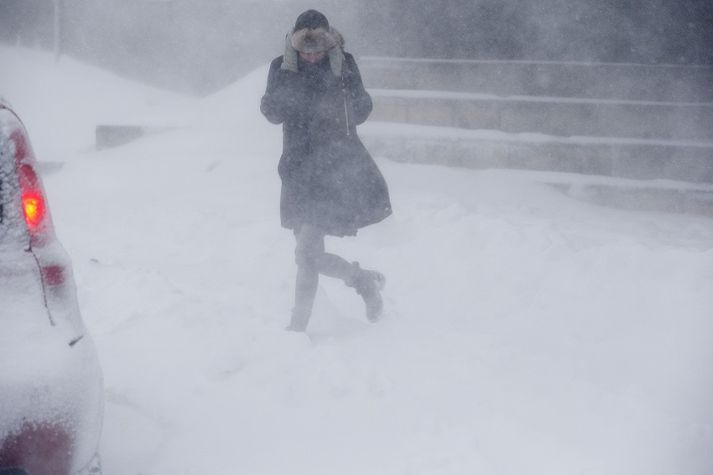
[0,160,7,242]
[1,136,6,230]
[0,135,15,242]
[0,114,24,245]
[0,175,4,226]
[0,153,6,231]
[1,125,7,226]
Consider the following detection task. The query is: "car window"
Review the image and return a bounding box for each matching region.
[0,131,18,244]
[0,136,7,234]
[0,111,34,248]
[0,144,8,242]
[0,174,4,226]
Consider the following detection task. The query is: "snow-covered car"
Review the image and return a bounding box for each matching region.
[0,102,103,475]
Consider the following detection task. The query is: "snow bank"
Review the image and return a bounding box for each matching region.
[0,46,196,162]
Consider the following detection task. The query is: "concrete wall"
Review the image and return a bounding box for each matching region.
[360,58,713,103]
[368,93,713,141]
[358,58,713,183]
[361,132,713,183]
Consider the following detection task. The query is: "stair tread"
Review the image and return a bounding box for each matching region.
[360,122,713,149]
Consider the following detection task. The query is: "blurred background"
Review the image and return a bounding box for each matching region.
[2,0,712,190]
[1,0,712,95]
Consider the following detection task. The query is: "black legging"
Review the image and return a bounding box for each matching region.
[290,223,355,330]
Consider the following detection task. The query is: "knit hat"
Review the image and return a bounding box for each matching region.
[293,9,329,32]
[290,11,338,53]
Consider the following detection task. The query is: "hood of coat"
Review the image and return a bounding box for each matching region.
[290,27,344,54]
[282,27,345,77]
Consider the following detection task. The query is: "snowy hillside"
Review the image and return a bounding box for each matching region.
[2,46,713,475]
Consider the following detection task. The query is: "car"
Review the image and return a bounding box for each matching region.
[0,101,103,475]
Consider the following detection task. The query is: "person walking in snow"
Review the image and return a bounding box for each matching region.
[260,9,392,332]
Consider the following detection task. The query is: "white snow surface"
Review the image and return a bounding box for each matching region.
[2,46,713,475]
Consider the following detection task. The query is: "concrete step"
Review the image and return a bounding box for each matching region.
[361,123,713,217]
[361,57,713,103]
[95,124,175,149]
[368,90,713,141]
[551,181,713,217]
[360,122,713,184]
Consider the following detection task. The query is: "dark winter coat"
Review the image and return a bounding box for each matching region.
[260,52,392,236]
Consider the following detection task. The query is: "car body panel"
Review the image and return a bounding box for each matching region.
[0,102,103,474]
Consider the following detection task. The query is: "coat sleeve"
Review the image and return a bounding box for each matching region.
[260,57,309,124]
[344,54,373,125]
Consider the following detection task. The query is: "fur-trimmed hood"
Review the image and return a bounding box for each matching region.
[290,27,344,54]
[281,27,345,77]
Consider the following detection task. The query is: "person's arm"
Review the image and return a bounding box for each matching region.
[344,53,373,125]
[260,57,309,124]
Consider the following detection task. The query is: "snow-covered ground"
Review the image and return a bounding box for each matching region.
[2,46,713,475]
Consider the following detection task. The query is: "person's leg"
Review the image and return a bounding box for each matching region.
[287,224,324,331]
[317,252,354,280]
[288,223,386,329]
[318,246,386,323]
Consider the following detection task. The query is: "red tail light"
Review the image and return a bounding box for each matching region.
[18,164,47,232]
[9,128,51,240]
[41,265,66,286]
[0,422,73,475]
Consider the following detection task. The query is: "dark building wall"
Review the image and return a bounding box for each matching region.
[356,0,713,65]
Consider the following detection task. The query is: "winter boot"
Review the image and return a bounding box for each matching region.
[347,262,386,322]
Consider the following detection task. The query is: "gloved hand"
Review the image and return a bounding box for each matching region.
[327,45,345,77]
[281,33,299,73]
